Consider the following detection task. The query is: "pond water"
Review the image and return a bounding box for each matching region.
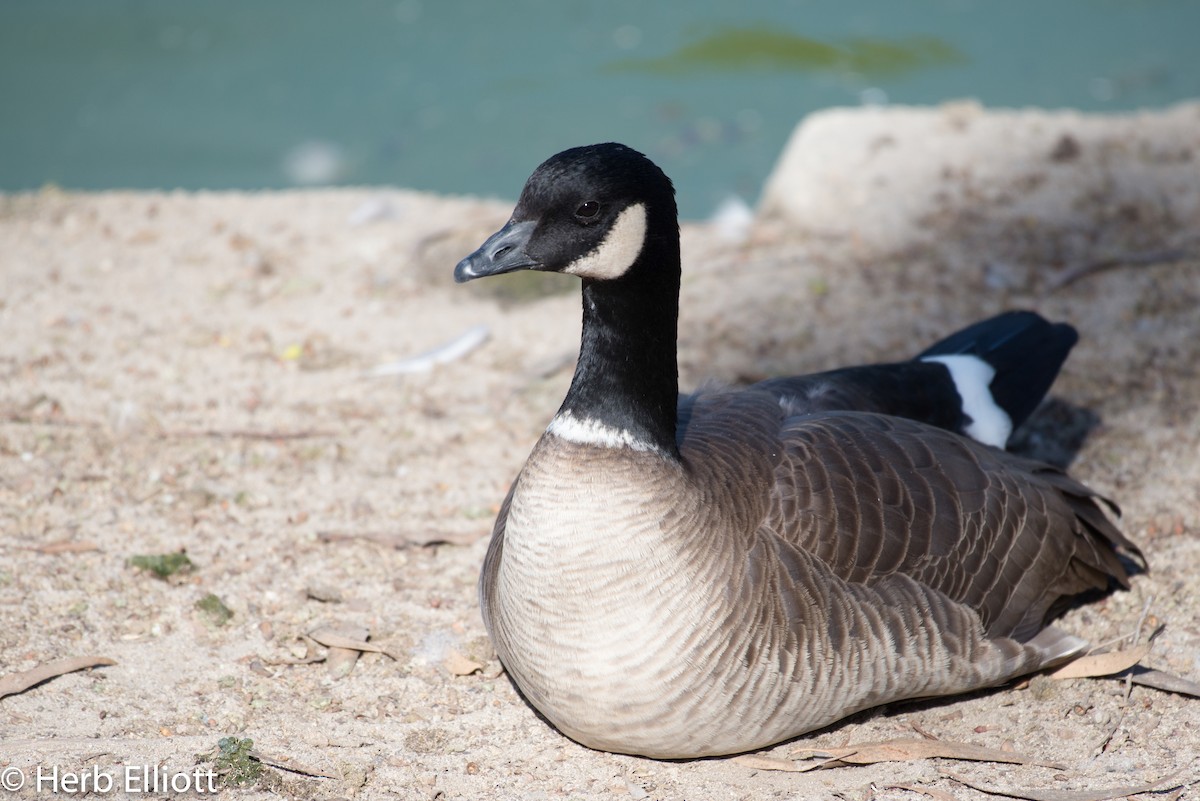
[1,0,1196,218]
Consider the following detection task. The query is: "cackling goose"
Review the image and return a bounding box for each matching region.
[454,143,1141,759]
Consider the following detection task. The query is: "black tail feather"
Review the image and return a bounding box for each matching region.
[917,311,1078,432]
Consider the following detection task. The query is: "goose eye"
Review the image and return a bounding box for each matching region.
[575,201,600,220]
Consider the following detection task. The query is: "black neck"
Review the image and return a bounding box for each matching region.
[556,231,681,456]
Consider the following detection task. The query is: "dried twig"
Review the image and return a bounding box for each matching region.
[19,539,101,555]
[162,428,333,441]
[248,750,338,780]
[909,720,940,741]
[0,656,116,700]
[1126,597,1157,702]
[944,768,1188,801]
[789,738,1064,770]
[1050,248,1195,290]
[317,529,485,548]
[1124,668,1200,697]
[1131,596,1157,646]
[885,783,960,801]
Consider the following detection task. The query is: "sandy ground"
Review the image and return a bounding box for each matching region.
[2,105,1199,800]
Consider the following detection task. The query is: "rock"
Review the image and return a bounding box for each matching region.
[758,102,1200,257]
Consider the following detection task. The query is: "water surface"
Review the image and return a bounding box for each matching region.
[1,0,1195,217]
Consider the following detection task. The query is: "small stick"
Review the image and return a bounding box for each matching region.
[162,428,333,441]
[1050,248,1194,290]
[0,656,116,700]
[1131,596,1156,646]
[1127,595,1157,704]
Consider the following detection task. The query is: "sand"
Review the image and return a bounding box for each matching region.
[2,104,1198,800]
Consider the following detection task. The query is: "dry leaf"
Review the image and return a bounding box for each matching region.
[305,585,343,603]
[306,625,373,677]
[263,639,324,666]
[247,660,274,678]
[326,645,360,677]
[732,754,806,772]
[789,738,1063,770]
[945,768,1186,801]
[307,626,401,660]
[1050,645,1149,679]
[0,656,116,700]
[443,649,483,676]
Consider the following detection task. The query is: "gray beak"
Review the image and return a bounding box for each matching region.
[454,220,539,283]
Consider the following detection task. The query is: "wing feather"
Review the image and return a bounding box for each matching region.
[763,410,1138,639]
[677,389,1136,643]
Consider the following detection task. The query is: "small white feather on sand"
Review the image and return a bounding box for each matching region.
[368,324,490,376]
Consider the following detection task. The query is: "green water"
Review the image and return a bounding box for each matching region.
[1,0,1196,218]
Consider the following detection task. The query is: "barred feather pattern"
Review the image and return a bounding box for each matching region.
[479,386,1139,759]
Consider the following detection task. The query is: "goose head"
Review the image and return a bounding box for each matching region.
[455,143,685,457]
[455,143,678,285]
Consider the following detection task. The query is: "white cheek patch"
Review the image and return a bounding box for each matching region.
[921,354,1013,448]
[547,411,664,454]
[562,203,647,280]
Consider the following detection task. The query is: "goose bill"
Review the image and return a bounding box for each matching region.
[454,220,539,283]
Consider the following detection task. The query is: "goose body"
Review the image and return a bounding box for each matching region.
[455,143,1139,759]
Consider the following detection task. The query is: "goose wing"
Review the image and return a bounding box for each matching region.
[765,410,1138,640]
[678,391,1138,643]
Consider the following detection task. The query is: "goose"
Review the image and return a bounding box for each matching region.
[454,143,1141,759]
